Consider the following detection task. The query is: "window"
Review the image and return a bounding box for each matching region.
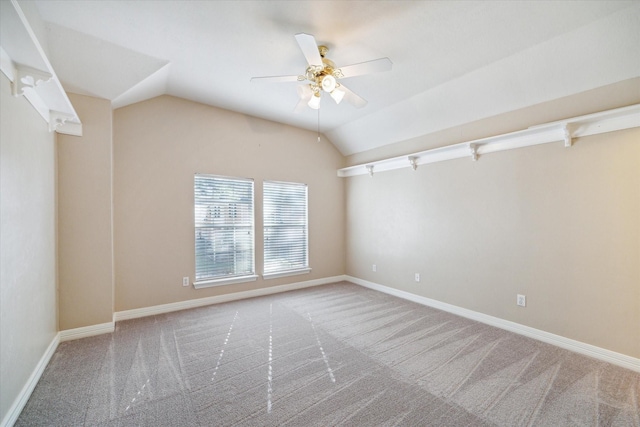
[194,174,256,288]
[263,181,310,279]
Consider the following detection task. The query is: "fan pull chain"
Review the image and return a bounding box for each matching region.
[317,108,320,143]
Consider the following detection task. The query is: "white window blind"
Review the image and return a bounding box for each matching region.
[194,175,255,283]
[263,181,309,278]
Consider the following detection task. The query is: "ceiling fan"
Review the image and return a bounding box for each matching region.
[251,33,392,111]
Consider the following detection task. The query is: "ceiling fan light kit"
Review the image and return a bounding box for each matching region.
[308,93,321,110]
[330,87,345,104]
[320,74,336,93]
[251,33,392,111]
[301,45,346,109]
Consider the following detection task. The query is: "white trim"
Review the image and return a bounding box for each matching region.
[0,2,82,135]
[194,173,254,183]
[337,104,640,177]
[346,276,640,373]
[115,275,347,321]
[0,334,59,427]
[193,274,258,289]
[263,268,311,280]
[58,322,115,342]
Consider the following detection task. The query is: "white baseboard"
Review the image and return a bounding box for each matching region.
[346,275,640,373]
[115,275,348,321]
[59,322,115,342]
[0,334,59,427]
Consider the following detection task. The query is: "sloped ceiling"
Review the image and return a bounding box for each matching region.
[33,0,640,155]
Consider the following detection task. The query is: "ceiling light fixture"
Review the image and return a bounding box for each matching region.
[321,74,336,92]
[298,45,348,110]
[330,88,345,104]
[308,93,321,109]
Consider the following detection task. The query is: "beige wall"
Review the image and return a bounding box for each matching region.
[113,95,345,311]
[345,127,640,358]
[57,94,114,330]
[0,75,57,421]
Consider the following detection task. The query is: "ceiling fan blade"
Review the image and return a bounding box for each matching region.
[294,97,311,113]
[294,84,313,113]
[294,33,323,66]
[250,75,300,83]
[340,84,368,108]
[338,57,392,78]
[297,84,312,99]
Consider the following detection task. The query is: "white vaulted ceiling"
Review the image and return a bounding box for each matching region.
[33,0,640,155]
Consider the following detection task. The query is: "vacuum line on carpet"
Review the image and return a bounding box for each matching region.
[212,311,238,381]
[308,312,336,383]
[125,379,150,412]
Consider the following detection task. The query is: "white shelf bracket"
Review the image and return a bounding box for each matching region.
[11,64,52,97]
[408,156,418,170]
[563,124,573,147]
[48,111,75,133]
[366,165,374,177]
[469,143,479,161]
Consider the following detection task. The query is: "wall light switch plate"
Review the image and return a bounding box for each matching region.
[372,264,377,272]
[415,273,420,282]
[517,294,526,307]
[183,277,190,287]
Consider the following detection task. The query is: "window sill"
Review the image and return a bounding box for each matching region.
[262,268,311,280]
[193,274,258,289]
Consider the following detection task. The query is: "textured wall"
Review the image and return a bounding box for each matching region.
[345,127,640,358]
[57,94,114,330]
[113,96,345,311]
[0,75,57,421]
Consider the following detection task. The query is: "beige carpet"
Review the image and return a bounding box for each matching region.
[17,282,640,426]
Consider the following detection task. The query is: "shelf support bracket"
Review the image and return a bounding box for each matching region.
[563,124,573,147]
[11,64,52,97]
[408,156,418,170]
[469,143,479,161]
[49,111,75,133]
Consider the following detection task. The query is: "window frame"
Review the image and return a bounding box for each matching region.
[193,174,257,289]
[262,180,311,280]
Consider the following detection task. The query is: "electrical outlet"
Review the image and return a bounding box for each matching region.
[517,294,526,307]
[415,273,420,282]
[182,277,190,287]
[372,264,377,272]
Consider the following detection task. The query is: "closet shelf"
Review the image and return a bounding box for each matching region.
[338,104,639,177]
